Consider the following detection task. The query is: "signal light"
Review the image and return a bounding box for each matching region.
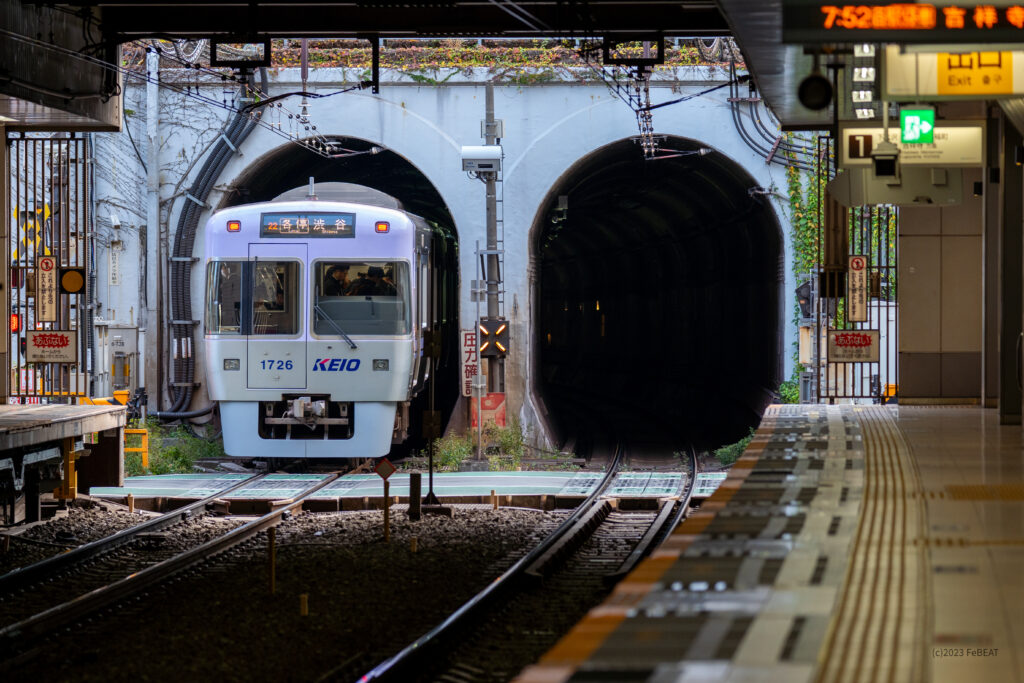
[59,267,86,295]
[375,221,389,233]
[479,318,510,358]
[227,220,241,232]
[9,313,20,333]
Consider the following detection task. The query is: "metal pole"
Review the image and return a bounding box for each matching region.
[484,83,502,392]
[475,239,483,460]
[144,49,160,409]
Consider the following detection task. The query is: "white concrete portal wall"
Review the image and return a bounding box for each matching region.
[96,67,796,442]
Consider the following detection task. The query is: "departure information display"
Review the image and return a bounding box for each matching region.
[784,1,1024,43]
[260,212,356,237]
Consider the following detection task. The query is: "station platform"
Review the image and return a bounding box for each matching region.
[0,404,126,522]
[91,471,697,513]
[516,405,1023,683]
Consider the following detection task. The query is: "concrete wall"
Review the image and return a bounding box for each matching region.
[899,167,984,398]
[93,66,793,445]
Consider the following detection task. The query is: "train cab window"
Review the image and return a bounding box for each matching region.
[313,260,410,336]
[205,261,243,334]
[252,261,300,336]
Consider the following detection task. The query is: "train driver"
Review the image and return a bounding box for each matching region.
[323,265,351,296]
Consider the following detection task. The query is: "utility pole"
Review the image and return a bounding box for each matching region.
[144,48,160,409]
[483,83,503,392]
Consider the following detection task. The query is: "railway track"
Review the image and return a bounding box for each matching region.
[355,444,698,683]
[0,473,336,666]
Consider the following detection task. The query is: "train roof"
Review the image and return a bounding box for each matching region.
[272,182,404,211]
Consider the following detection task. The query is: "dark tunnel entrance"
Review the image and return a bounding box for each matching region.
[534,138,783,451]
[220,137,460,455]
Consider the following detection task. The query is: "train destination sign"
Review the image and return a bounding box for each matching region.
[783,1,1024,43]
[260,212,356,238]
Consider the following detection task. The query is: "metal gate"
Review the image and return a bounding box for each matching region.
[814,135,899,402]
[7,133,91,401]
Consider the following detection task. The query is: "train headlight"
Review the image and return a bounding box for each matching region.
[373,359,389,371]
[374,221,389,233]
[223,358,240,371]
[227,220,241,233]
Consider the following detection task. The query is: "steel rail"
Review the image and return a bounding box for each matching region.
[608,444,698,581]
[0,474,265,595]
[0,474,337,657]
[356,443,626,683]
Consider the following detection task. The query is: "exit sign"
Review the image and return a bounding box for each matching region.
[901,108,935,144]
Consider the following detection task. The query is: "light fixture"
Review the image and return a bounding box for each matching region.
[375,221,390,233]
[227,220,241,232]
[852,66,876,82]
[854,44,876,58]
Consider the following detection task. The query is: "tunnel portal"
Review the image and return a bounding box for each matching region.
[535,137,784,450]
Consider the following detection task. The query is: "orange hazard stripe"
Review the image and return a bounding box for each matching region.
[539,613,627,665]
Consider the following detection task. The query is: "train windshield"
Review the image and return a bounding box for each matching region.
[313,260,410,336]
[251,261,300,335]
[205,260,301,336]
[206,261,242,334]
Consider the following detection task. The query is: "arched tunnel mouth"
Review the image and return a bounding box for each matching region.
[219,136,461,455]
[535,137,783,451]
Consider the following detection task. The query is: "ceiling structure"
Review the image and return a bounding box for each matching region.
[6,1,826,130]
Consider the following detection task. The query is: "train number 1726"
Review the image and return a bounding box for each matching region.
[260,360,294,370]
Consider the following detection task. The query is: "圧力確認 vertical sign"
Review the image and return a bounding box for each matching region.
[36,256,57,322]
[783,1,1024,44]
[848,255,868,322]
[460,328,479,397]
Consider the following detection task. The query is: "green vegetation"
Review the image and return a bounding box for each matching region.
[713,428,755,467]
[125,418,224,476]
[432,431,474,471]
[779,368,802,404]
[485,416,525,471]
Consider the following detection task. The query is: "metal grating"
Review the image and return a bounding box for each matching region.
[814,135,899,402]
[7,133,90,401]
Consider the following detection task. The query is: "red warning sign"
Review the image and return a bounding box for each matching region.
[374,458,396,480]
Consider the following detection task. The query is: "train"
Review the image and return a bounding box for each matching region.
[203,182,457,458]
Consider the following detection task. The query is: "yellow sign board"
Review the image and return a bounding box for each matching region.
[885,45,1024,98]
[936,51,1013,95]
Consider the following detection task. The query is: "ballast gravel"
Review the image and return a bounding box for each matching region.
[0,504,147,575]
[9,506,557,682]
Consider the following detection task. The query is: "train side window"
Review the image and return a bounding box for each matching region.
[251,261,300,336]
[206,261,243,334]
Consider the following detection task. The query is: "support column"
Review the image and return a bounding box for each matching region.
[143,49,161,408]
[983,109,1000,407]
[0,124,7,402]
[998,116,1023,423]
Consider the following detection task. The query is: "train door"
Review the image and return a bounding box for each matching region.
[246,243,308,390]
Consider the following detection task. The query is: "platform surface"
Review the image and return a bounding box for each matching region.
[0,404,125,450]
[516,405,1024,683]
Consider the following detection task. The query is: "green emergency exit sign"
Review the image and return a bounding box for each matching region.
[900,108,935,144]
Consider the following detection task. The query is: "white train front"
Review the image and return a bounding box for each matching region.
[203,192,440,458]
